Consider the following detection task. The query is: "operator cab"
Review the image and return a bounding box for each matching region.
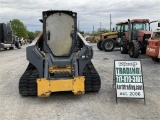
[116,21,128,38]
[43,11,77,57]
[131,22,149,40]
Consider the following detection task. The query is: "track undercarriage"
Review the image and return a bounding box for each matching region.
[19,62,101,96]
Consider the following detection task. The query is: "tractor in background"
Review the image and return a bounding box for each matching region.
[85,35,100,43]
[97,21,128,52]
[120,19,151,58]
[91,36,100,43]
[146,21,160,62]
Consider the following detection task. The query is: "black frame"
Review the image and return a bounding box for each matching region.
[42,10,78,57]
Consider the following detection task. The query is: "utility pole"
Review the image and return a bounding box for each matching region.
[93,26,94,36]
[110,14,112,31]
[100,22,101,32]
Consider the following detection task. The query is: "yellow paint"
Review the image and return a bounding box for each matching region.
[37,76,85,97]
[91,36,100,43]
[49,66,72,73]
[107,35,118,39]
[100,32,118,39]
[72,76,85,95]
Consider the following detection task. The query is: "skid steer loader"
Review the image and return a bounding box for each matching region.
[146,22,160,62]
[19,10,101,97]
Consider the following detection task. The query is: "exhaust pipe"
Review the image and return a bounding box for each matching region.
[128,19,131,41]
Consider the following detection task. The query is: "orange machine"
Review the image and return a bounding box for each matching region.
[146,28,160,62]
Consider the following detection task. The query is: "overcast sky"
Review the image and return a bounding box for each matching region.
[0,0,160,32]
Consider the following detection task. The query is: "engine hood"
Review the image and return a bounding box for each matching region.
[101,32,118,36]
[138,30,151,37]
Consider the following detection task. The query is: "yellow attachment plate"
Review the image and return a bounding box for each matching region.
[37,76,85,97]
[49,66,72,73]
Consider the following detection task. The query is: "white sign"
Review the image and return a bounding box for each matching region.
[114,61,144,98]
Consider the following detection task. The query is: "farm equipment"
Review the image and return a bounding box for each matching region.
[19,10,101,97]
[85,36,98,43]
[146,22,160,62]
[120,19,151,58]
[0,23,21,50]
[91,36,100,43]
[97,21,128,52]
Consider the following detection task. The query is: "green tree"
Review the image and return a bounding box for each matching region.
[28,31,34,40]
[97,28,110,33]
[88,28,110,36]
[10,19,28,39]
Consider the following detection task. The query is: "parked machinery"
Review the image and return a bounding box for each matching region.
[85,35,99,43]
[19,10,101,97]
[0,23,21,50]
[91,36,100,43]
[120,19,151,58]
[97,21,128,52]
[146,22,160,62]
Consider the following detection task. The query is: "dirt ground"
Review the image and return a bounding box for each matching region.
[0,43,160,120]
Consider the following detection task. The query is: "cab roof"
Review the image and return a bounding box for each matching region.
[116,21,128,25]
[130,19,149,23]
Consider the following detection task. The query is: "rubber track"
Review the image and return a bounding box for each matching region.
[19,64,38,96]
[83,61,101,92]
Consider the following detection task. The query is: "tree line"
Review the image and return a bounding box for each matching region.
[9,18,110,40]
[9,19,41,40]
[81,28,110,36]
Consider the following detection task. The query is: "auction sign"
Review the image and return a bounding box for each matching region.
[114,60,145,102]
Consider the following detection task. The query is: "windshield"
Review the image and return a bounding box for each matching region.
[123,24,128,32]
[116,25,121,31]
[132,22,149,39]
[132,23,149,31]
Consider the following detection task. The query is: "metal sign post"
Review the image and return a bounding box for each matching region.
[113,60,145,104]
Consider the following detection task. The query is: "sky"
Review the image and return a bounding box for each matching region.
[0,0,160,32]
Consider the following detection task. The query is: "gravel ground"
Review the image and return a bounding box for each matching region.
[0,43,160,120]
